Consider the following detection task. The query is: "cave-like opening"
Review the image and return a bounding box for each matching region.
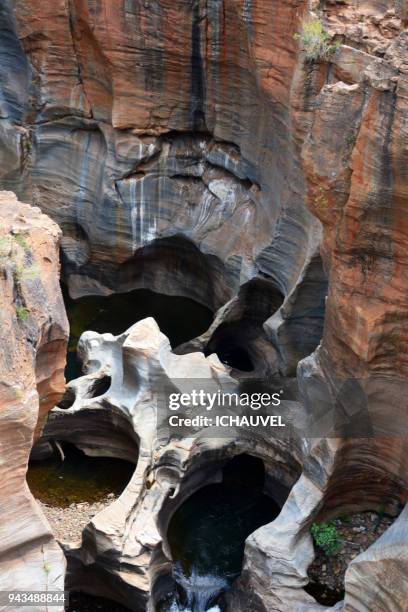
[89,375,111,398]
[164,454,281,611]
[205,320,255,371]
[205,279,284,373]
[63,286,214,382]
[61,234,232,382]
[27,441,136,508]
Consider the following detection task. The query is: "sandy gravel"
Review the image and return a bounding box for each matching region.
[37,493,116,543]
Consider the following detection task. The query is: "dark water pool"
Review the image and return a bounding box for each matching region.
[167,483,279,611]
[63,287,213,382]
[27,445,135,507]
[304,582,345,606]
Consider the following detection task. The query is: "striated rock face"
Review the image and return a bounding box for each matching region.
[231,3,408,611]
[0,0,408,611]
[303,37,408,382]
[0,191,68,609]
[299,2,408,514]
[0,0,328,377]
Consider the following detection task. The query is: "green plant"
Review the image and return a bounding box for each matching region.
[346,132,357,146]
[339,514,352,524]
[11,385,23,399]
[311,521,341,555]
[314,186,329,209]
[13,233,30,252]
[14,262,40,283]
[16,306,30,322]
[0,234,39,284]
[0,233,29,255]
[294,19,340,63]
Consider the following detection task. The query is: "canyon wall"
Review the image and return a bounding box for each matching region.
[0,192,68,609]
[0,0,407,611]
[230,1,408,609]
[0,0,327,376]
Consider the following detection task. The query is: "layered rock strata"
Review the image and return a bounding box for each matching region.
[0,0,328,377]
[231,1,408,609]
[0,0,407,611]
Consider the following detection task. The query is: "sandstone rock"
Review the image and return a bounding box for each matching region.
[0,0,407,611]
[0,0,322,372]
[32,317,310,610]
[296,3,408,609]
[0,191,68,611]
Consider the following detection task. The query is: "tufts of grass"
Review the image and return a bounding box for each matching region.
[346,132,357,146]
[294,19,340,63]
[13,233,30,252]
[0,234,39,284]
[16,306,30,322]
[14,262,40,283]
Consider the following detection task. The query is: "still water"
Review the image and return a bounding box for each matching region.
[27,444,135,507]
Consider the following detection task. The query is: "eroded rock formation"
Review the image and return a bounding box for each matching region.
[32,314,406,612]
[0,0,407,611]
[35,317,304,609]
[344,504,408,611]
[0,192,68,607]
[231,1,408,609]
[0,0,328,377]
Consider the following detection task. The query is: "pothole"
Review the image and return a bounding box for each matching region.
[205,321,255,371]
[163,455,281,611]
[27,442,135,542]
[305,508,402,605]
[205,280,284,373]
[89,376,111,398]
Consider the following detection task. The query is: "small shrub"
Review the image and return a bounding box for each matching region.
[346,132,357,146]
[0,235,39,284]
[16,306,30,322]
[13,386,23,399]
[294,19,340,63]
[311,521,341,555]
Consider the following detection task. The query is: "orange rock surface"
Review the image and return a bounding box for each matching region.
[0,192,68,599]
